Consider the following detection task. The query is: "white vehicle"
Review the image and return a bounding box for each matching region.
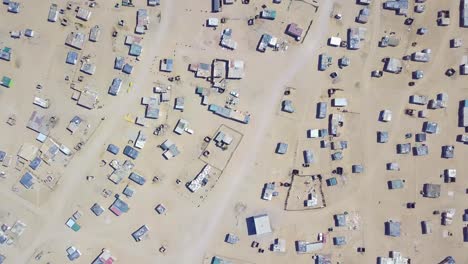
[184,127,194,134]
[33,96,50,108]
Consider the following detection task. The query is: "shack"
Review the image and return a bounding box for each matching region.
[423,183,441,198]
[385,220,401,237]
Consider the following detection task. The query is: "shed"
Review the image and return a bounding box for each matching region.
[276,143,288,154]
[303,150,314,165]
[107,144,119,155]
[332,98,348,107]
[89,25,101,42]
[66,51,78,65]
[441,145,454,158]
[1,76,13,88]
[108,78,122,96]
[212,0,221,12]
[423,183,441,198]
[225,233,239,244]
[317,102,327,119]
[160,58,173,72]
[129,43,142,56]
[329,36,342,47]
[132,225,149,241]
[377,131,389,143]
[90,203,104,216]
[123,145,139,159]
[352,165,364,173]
[282,100,295,113]
[388,179,404,189]
[333,236,346,246]
[385,220,401,237]
[122,63,134,74]
[380,110,392,122]
[397,143,411,154]
[174,97,185,111]
[334,213,347,227]
[413,144,428,156]
[20,172,35,189]
[423,121,439,134]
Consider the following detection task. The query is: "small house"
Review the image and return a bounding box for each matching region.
[252,214,272,235]
[384,58,402,73]
[65,32,86,50]
[286,23,303,41]
[160,58,173,72]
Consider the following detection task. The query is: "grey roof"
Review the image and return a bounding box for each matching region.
[377,131,389,143]
[397,143,411,154]
[108,78,122,96]
[423,183,441,198]
[423,121,438,134]
[276,143,288,154]
[388,179,404,189]
[385,221,401,237]
[413,144,428,156]
[282,100,295,113]
[334,214,347,227]
[129,172,146,185]
[91,203,104,216]
[441,145,454,159]
[333,236,346,246]
[132,225,149,241]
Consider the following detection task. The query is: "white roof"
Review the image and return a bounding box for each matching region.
[253,214,272,235]
[329,36,342,46]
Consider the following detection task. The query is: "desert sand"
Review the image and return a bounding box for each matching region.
[0,0,466,263]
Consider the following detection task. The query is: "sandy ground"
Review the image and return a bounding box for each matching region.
[0,0,467,263]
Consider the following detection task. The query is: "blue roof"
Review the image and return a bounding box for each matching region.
[123,145,139,159]
[20,172,34,189]
[122,63,133,74]
[66,51,78,65]
[107,144,120,155]
[129,172,146,185]
[29,157,42,170]
[0,151,5,162]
